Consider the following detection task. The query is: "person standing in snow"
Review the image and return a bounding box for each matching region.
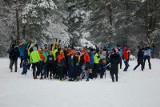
[133,47,144,71]
[117,44,123,69]
[9,44,20,72]
[67,49,74,81]
[18,42,26,68]
[57,50,66,81]
[38,48,47,79]
[143,46,152,69]
[89,48,94,79]
[93,50,100,78]
[110,49,121,82]
[99,48,107,79]
[123,46,129,71]
[84,49,90,81]
[30,47,41,79]
[46,51,54,79]
[73,51,81,81]
[21,47,29,75]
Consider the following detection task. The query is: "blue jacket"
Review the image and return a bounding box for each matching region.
[118,48,123,58]
[18,44,26,57]
[144,48,151,56]
[89,51,94,65]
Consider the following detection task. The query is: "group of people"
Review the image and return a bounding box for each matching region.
[8,41,152,82]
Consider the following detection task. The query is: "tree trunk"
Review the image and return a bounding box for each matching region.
[16,8,20,42]
[108,1,112,45]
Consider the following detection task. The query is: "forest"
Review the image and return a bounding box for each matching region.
[0,0,160,56]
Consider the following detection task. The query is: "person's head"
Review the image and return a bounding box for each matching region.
[33,46,37,51]
[81,50,86,55]
[116,44,120,48]
[12,44,15,48]
[111,49,116,54]
[96,50,99,54]
[60,50,64,54]
[77,52,80,56]
[49,51,52,55]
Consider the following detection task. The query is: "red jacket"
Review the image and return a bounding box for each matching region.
[58,54,65,63]
[38,51,45,62]
[84,52,90,63]
[123,48,129,61]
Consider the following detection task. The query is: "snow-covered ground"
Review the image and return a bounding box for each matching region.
[0,58,160,107]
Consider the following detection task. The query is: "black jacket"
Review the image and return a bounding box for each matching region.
[9,47,19,61]
[110,54,121,74]
[137,49,144,63]
[47,55,54,64]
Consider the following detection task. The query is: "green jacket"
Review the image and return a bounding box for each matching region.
[94,53,100,64]
[30,50,40,63]
[43,52,47,63]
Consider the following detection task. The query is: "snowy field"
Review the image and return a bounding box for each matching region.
[0,58,160,107]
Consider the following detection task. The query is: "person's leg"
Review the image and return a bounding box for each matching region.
[110,72,114,82]
[50,65,53,79]
[88,67,93,79]
[59,67,64,80]
[123,61,129,71]
[9,59,14,72]
[40,63,44,79]
[140,62,144,71]
[95,64,99,78]
[32,63,36,78]
[100,68,103,78]
[133,62,140,70]
[85,70,89,81]
[115,72,118,82]
[120,58,122,69]
[68,64,73,79]
[147,56,151,69]
[143,56,147,69]
[45,65,49,78]
[20,57,24,68]
[14,60,18,72]
[36,62,40,77]
[80,67,85,80]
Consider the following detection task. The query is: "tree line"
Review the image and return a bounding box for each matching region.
[0,0,160,57]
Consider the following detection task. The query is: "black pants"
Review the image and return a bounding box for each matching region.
[134,62,143,71]
[46,63,53,78]
[120,58,122,69]
[32,62,40,78]
[58,66,64,80]
[110,72,118,82]
[39,62,45,77]
[73,66,79,80]
[20,57,24,68]
[93,64,99,78]
[100,69,105,79]
[143,56,151,69]
[9,59,17,72]
[53,61,57,77]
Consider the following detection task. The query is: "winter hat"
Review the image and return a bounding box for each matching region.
[33,46,37,51]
